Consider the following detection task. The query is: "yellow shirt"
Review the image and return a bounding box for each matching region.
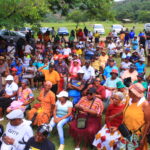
[41,70,60,85]
[99,55,108,68]
[76,49,82,55]
[124,99,145,134]
[91,60,100,70]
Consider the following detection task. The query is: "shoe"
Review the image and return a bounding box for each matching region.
[0,118,4,121]
[58,144,64,150]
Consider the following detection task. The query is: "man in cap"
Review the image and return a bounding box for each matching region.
[1,109,33,150]
[24,124,55,150]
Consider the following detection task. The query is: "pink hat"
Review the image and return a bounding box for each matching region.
[129,83,145,98]
[111,69,118,75]
[11,67,18,72]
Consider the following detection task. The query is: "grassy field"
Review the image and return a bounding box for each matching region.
[40,21,144,35]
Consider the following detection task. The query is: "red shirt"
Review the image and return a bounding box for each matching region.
[106,104,125,128]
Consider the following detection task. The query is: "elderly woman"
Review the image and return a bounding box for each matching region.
[93,92,125,150]
[7,79,34,112]
[69,87,104,150]
[110,83,149,150]
[49,91,73,150]
[0,75,18,121]
[28,81,55,126]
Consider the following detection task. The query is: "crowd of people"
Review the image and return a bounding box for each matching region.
[0,26,150,150]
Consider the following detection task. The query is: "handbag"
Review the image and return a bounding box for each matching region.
[76,98,95,129]
[118,104,132,141]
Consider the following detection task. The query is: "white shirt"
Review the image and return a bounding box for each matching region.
[63,48,71,55]
[1,120,33,150]
[7,46,15,57]
[82,66,95,81]
[24,45,33,53]
[5,82,18,100]
[121,62,132,70]
[108,43,116,50]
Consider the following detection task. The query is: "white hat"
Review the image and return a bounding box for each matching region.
[5,75,14,81]
[6,109,24,120]
[139,57,145,62]
[24,50,31,54]
[77,68,84,74]
[57,91,68,98]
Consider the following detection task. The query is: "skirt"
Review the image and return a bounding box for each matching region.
[69,114,102,144]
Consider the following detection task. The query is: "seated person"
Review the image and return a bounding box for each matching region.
[0,75,18,121]
[83,77,106,100]
[49,91,73,150]
[93,92,125,150]
[69,88,104,150]
[121,64,138,83]
[7,79,34,112]
[1,109,33,150]
[28,81,55,126]
[24,124,55,150]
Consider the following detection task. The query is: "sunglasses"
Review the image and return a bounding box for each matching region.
[87,93,93,95]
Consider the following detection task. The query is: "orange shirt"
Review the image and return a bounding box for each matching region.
[41,69,60,85]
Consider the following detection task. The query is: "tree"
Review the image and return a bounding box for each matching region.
[0,0,49,28]
[67,10,89,25]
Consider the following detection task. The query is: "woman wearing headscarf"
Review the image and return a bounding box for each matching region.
[7,79,34,112]
[69,59,81,78]
[69,87,104,150]
[118,83,149,150]
[93,92,125,150]
[28,81,55,126]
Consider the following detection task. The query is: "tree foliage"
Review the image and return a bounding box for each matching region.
[114,0,150,22]
[0,0,49,28]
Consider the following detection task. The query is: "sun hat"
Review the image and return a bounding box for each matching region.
[37,124,50,136]
[11,67,18,72]
[110,69,118,75]
[5,75,14,81]
[6,109,24,120]
[125,48,130,51]
[129,83,145,98]
[117,81,126,89]
[130,64,136,69]
[77,68,84,74]
[139,57,145,62]
[57,91,68,98]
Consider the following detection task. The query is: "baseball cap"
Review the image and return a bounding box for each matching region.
[6,109,24,120]
[37,124,50,136]
[57,91,68,98]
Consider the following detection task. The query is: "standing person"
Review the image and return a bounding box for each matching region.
[49,91,73,150]
[0,56,9,89]
[38,64,60,94]
[51,27,56,41]
[94,31,100,46]
[7,39,16,59]
[132,36,139,51]
[118,83,149,150]
[1,109,33,150]
[129,30,135,41]
[84,27,88,37]
[124,28,130,44]
[24,124,55,150]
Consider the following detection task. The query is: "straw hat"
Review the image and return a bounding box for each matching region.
[129,83,145,98]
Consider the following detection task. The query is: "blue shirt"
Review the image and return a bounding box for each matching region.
[135,62,146,73]
[132,40,138,50]
[129,31,135,39]
[103,65,119,78]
